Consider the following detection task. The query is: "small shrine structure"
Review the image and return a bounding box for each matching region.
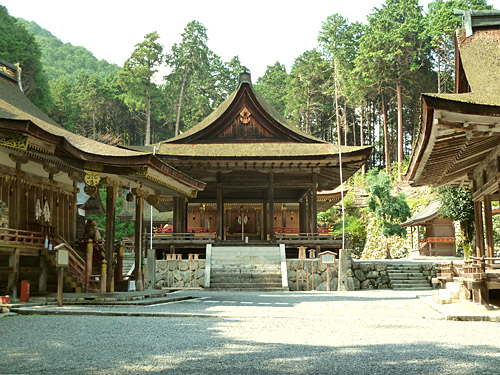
[401,200,455,256]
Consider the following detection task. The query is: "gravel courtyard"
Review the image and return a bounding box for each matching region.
[1,290,499,374]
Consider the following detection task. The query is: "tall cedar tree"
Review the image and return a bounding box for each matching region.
[119,31,164,146]
[357,0,428,178]
[254,62,289,117]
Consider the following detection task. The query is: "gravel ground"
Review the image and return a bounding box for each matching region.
[1,290,499,375]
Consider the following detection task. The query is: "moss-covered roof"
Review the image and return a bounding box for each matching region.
[158,143,369,158]
[457,28,500,96]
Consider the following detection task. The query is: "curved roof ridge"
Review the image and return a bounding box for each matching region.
[162,81,328,144]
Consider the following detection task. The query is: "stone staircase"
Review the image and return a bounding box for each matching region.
[387,263,432,290]
[208,246,287,291]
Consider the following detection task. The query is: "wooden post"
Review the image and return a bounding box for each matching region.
[105,184,116,292]
[312,172,318,234]
[262,201,268,240]
[269,172,275,241]
[217,182,224,241]
[39,256,48,292]
[299,199,306,234]
[134,192,144,291]
[115,242,124,282]
[86,239,93,291]
[474,201,484,258]
[57,267,64,307]
[100,260,107,293]
[338,248,348,291]
[484,195,494,263]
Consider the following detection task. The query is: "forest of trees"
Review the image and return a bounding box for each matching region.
[0,0,494,171]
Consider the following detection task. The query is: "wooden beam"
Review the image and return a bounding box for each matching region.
[474,200,485,258]
[134,193,144,291]
[269,172,275,241]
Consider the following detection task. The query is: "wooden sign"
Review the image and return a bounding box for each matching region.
[319,251,336,265]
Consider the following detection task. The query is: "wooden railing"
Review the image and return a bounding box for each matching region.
[275,232,344,243]
[149,232,217,242]
[0,228,45,247]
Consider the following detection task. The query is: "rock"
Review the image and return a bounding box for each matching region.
[289,259,300,271]
[316,281,328,291]
[347,269,354,277]
[1,306,10,313]
[180,261,189,271]
[354,269,367,282]
[375,263,387,271]
[181,271,192,283]
[311,274,322,288]
[173,270,182,281]
[173,280,184,287]
[195,269,205,279]
[353,277,361,290]
[361,279,375,289]
[366,271,380,279]
[198,260,206,269]
[331,277,339,291]
[156,261,167,271]
[351,262,359,270]
[155,280,165,289]
[422,264,433,271]
[379,284,390,289]
[197,277,205,287]
[379,275,390,284]
[316,262,328,273]
[359,263,373,273]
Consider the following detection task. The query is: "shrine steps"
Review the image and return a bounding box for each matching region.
[387,264,433,290]
[208,246,288,291]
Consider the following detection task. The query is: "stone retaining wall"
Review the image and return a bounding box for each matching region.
[288,260,437,291]
[155,260,206,288]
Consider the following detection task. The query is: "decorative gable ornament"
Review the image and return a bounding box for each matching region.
[239,107,252,125]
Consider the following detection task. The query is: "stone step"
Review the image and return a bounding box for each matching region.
[387,271,426,276]
[209,282,284,289]
[208,287,289,292]
[392,285,433,290]
[211,277,282,284]
[388,275,428,280]
[391,279,429,284]
[386,266,422,271]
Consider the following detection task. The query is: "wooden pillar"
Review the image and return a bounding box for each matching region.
[134,192,144,291]
[299,199,307,234]
[38,256,48,292]
[474,200,484,258]
[217,173,224,241]
[269,172,275,241]
[262,202,267,240]
[312,172,318,234]
[282,207,287,229]
[105,185,116,292]
[307,192,313,234]
[484,195,494,261]
[7,248,20,297]
[200,206,205,229]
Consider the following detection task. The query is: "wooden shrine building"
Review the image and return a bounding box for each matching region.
[406,10,500,305]
[400,200,456,257]
[0,60,204,297]
[149,73,371,255]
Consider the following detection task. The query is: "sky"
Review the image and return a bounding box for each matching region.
[2,0,500,80]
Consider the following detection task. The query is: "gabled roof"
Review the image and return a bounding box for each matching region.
[400,200,442,227]
[158,73,371,160]
[406,13,500,188]
[0,61,205,197]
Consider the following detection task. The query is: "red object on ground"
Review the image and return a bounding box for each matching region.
[0,296,9,304]
[20,280,30,302]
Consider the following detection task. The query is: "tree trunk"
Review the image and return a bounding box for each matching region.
[360,104,365,177]
[352,116,357,147]
[306,88,311,134]
[343,102,348,146]
[396,78,403,181]
[175,67,189,137]
[437,51,441,94]
[382,93,390,175]
[334,59,341,145]
[145,95,151,146]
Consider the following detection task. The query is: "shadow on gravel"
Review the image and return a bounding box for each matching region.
[0,313,497,375]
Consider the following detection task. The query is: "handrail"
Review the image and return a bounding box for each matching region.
[0,227,45,247]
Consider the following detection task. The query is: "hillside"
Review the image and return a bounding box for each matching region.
[18,18,120,82]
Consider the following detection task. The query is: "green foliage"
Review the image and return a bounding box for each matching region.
[438,186,474,253]
[254,62,289,116]
[119,31,164,145]
[0,6,52,112]
[365,169,411,237]
[17,18,120,83]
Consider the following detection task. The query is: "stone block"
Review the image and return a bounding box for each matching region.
[378,284,390,289]
[155,280,165,289]
[422,264,433,271]
[156,261,167,271]
[361,279,375,289]
[375,263,387,271]
[366,271,380,279]
[289,259,300,271]
[180,261,189,271]
[173,270,182,281]
[359,263,373,273]
[197,277,205,287]
[353,277,360,290]
[347,269,354,277]
[317,262,327,273]
[311,273,322,287]
[351,262,359,270]
[195,269,205,279]
[354,269,367,282]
